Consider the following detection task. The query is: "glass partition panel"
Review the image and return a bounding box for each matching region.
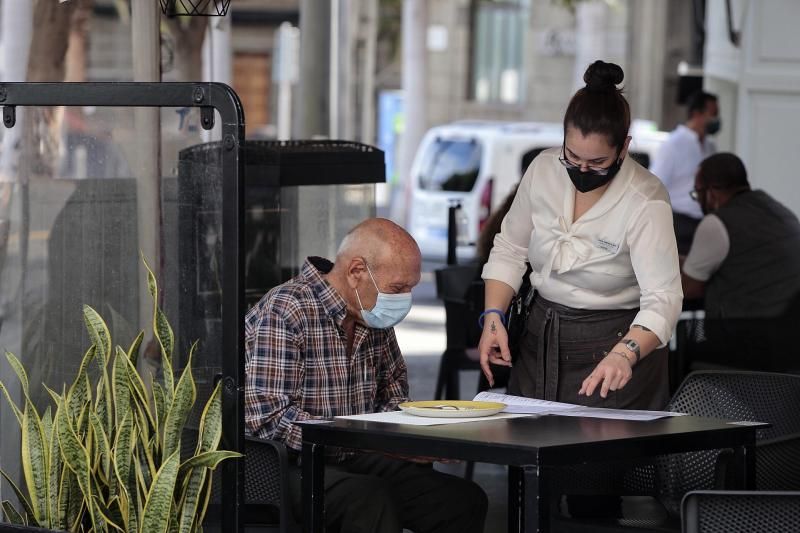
[0,103,228,530]
[280,184,376,278]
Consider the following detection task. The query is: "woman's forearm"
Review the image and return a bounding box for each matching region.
[609,325,661,366]
[483,279,516,313]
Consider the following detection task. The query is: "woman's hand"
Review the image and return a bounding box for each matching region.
[578,351,633,399]
[478,315,512,387]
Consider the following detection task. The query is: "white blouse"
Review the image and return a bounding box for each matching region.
[482,148,683,345]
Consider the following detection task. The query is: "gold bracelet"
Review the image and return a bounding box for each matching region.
[609,350,634,367]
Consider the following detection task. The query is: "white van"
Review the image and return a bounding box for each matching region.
[407,120,668,260]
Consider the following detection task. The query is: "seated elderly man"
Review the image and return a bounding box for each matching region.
[681,153,800,368]
[244,218,488,533]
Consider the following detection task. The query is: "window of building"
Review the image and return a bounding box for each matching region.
[469,0,529,104]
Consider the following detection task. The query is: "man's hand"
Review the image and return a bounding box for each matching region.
[578,352,633,398]
[478,317,512,387]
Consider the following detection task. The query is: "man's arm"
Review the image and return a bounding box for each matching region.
[374,328,409,411]
[244,304,313,451]
[682,272,706,300]
[681,214,729,304]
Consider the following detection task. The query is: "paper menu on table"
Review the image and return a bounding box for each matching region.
[473,391,581,414]
[473,391,686,421]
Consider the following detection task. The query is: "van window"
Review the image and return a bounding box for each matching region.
[418,138,482,192]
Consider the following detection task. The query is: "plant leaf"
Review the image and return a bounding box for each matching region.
[144,256,175,400]
[153,380,166,438]
[0,380,23,426]
[90,411,112,484]
[58,463,81,531]
[84,304,114,435]
[5,351,29,398]
[21,397,48,524]
[68,345,95,417]
[128,330,145,369]
[196,381,224,454]
[123,349,157,432]
[113,410,135,499]
[0,469,36,524]
[1,500,25,525]
[111,461,131,532]
[56,398,98,530]
[113,346,131,429]
[195,471,215,531]
[139,450,181,533]
[83,304,112,373]
[162,353,196,460]
[92,495,123,532]
[177,467,206,533]
[178,450,242,475]
[46,406,61,529]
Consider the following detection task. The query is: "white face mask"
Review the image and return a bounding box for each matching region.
[354,264,413,329]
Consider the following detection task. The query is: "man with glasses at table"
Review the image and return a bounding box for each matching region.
[682,153,800,368]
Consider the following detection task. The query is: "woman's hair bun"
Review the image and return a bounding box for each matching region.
[583,60,624,92]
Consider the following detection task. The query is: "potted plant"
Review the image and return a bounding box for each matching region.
[0,260,241,532]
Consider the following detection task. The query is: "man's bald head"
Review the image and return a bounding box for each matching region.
[336,218,421,273]
[327,218,421,321]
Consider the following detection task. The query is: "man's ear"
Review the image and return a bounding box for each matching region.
[346,256,367,289]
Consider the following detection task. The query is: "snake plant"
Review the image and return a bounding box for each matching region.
[0,259,241,532]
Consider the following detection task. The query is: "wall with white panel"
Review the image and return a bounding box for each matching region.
[705,0,800,215]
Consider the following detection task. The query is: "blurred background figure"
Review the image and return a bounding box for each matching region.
[650,90,719,255]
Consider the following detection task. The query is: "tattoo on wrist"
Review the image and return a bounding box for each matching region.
[490,321,497,334]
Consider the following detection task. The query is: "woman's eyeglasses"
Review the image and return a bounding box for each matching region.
[690,188,706,201]
[559,146,616,175]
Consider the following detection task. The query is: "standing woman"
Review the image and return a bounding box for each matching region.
[479,61,682,409]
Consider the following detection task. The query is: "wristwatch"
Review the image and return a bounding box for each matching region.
[621,338,640,364]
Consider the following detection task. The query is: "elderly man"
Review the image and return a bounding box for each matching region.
[245,218,488,533]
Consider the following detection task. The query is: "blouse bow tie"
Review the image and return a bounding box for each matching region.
[533,216,593,285]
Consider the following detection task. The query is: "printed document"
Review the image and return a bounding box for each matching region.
[473,391,686,421]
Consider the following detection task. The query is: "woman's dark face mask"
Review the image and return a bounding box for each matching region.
[566,159,622,193]
[560,144,624,193]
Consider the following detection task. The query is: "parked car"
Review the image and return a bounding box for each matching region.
[407,119,668,260]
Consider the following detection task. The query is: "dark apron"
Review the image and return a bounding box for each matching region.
[508,294,669,410]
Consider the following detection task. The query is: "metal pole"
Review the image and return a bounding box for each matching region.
[296,0,331,138]
[360,0,378,145]
[131,0,162,372]
[447,202,459,266]
[393,0,427,224]
[329,0,340,139]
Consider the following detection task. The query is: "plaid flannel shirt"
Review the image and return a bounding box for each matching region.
[244,257,410,454]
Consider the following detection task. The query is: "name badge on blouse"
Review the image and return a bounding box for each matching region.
[595,238,620,254]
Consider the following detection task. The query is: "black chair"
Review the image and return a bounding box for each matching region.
[671,293,800,386]
[552,370,800,532]
[681,490,800,533]
[433,264,506,400]
[244,436,301,533]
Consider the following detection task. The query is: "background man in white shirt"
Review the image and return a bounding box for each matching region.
[650,91,719,255]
